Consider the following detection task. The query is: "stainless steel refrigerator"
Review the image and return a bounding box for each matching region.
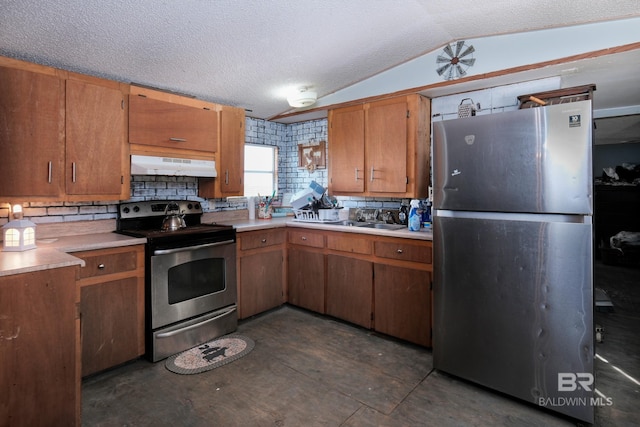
[432,100,594,423]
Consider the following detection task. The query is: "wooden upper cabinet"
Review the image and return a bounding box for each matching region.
[128,87,218,156]
[0,63,65,198]
[65,78,128,200]
[218,106,245,195]
[328,105,365,193]
[0,57,130,201]
[366,98,409,194]
[198,105,245,198]
[328,94,430,198]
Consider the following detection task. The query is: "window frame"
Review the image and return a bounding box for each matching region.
[243,143,278,197]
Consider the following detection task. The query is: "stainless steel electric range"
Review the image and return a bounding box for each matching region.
[116,200,237,362]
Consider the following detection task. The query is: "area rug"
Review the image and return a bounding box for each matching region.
[165,334,255,375]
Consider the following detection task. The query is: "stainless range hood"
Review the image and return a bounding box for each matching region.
[130,155,217,177]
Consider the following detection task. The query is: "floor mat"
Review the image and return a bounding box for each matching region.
[165,334,254,375]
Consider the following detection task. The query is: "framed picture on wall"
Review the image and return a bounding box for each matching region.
[298,141,326,172]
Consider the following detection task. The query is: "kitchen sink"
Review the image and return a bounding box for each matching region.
[357,223,406,230]
[328,220,405,230]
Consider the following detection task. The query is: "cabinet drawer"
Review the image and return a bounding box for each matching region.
[240,229,285,251]
[288,229,325,248]
[326,233,372,255]
[374,240,432,264]
[75,248,139,280]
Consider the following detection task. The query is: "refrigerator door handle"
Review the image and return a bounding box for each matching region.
[435,209,591,224]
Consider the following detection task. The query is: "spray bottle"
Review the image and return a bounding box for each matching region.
[408,199,421,231]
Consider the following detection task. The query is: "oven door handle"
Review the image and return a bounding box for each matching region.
[153,239,235,256]
[155,306,237,339]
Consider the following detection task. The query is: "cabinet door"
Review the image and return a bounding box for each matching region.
[374,264,431,347]
[80,277,140,376]
[0,267,78,426]
[66,79,126,198]
[239,249,284,318]
[326,254,373,328]
[75,245,144,376]
[328,105,365,193]
[129,94,218,153]
[365,98,408,193]
[198,106,245,198]
[0,66,65,198]
[288,248,325,313]
[218,106,245,196]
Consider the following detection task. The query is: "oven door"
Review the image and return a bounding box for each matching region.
[150,239,237,329]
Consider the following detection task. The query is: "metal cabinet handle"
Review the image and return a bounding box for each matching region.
[225,170,229,185]
[355,168,360,181]
[98,264,105,269]
[261,239,267,243]
[48,161,52,183]
[169,137,187,142]
[370,166,376,182]
[72,162,77,183]
[301,236,307,241]
[396,249,403,254]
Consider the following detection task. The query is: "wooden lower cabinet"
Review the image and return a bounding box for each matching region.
[373,263,432,347]
[80,277,142,376]
[287,229,326,314]
[326,254,373,328]
[237,229,286,319]
[287,248,325,313]
[286,228,432,347]
[74,245,145,377]
[0,266,80,426]
[239,250,284,318]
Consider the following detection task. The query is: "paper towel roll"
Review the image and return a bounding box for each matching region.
[248,196,256,220]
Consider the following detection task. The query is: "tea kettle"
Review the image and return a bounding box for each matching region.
[161,202,186,231]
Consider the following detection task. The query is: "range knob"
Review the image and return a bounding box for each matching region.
[133,206,140,213]
[122,207,130,214]
[187,203,193,210]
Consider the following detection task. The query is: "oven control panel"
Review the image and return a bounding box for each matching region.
[119,200,203,219]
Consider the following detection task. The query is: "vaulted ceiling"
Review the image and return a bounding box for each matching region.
[1,0,639,123]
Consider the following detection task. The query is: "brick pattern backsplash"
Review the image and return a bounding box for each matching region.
[0,116,405,226]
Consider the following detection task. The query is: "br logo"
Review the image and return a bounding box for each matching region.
[558,373,594,392]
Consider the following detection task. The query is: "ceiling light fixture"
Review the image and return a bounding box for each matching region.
[287,87,317,108]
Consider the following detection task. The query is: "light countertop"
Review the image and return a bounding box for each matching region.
[1,217,432,277]
[216,217,433,241]
[0,233,146,277]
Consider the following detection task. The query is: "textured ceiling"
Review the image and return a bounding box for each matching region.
[1,0,639,120]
